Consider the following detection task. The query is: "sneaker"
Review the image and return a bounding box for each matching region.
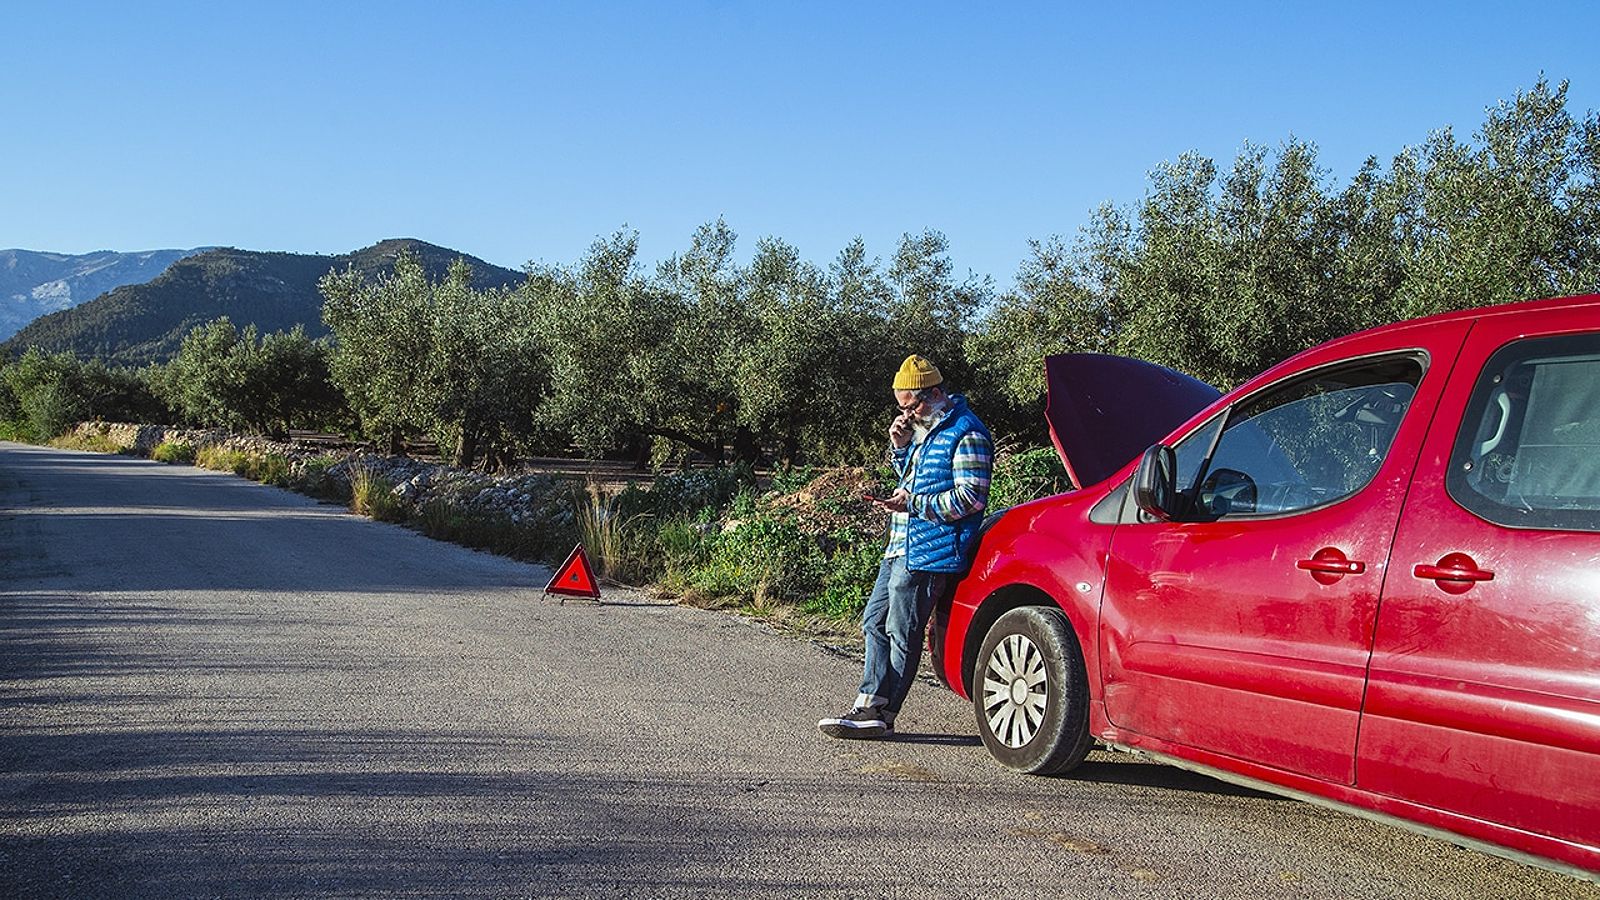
[818,706,894,739]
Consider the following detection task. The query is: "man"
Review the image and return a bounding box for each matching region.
[818,354,993,740]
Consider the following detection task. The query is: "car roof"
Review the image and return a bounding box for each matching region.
[1341,292,1600,342]
[1252,293,1600,387]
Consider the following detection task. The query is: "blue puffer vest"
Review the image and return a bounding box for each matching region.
[899,395,991,573]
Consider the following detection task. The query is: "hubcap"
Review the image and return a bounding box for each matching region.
[981,632,1048,748]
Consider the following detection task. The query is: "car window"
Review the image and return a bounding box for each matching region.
[1173,416,1223,494]
[1173,356,1423,518]
[1448,333,1600,532]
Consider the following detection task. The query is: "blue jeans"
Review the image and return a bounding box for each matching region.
[858,555,949,719]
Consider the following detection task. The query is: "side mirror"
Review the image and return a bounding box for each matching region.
[1132,444,1178,521]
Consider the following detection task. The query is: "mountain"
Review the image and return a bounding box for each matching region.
[2,239,526,364]
[0,248,199,342]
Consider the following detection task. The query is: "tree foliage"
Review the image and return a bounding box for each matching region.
[524,230,680,461]
[972,76,1600,406]
[10,79,1597,473]
[523,222,991,466]
[335,79,1599,467]
[159,317,345,436]
[0,348,166,439]
[322,252,545,469]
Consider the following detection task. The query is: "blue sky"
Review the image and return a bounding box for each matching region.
[6,1,1598,288]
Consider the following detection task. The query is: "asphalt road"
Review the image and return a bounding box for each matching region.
[1,442,1594,899]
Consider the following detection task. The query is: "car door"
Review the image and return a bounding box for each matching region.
[1099,321,1470,783]
[1359,308,1600,851]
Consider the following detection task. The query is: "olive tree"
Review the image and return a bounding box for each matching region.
[321,256,436,452]
[322,251,541,468]
[164,317,343,436]
[527,231,683,461]
[1395,77,1600,318]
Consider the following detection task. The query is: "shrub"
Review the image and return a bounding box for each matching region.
[152,441,196,464]
[811,538,884,620]
[630,465,756,519]
[665,479,879,621]
[694,506,821,603]
[415,497,547,560]
[163,318,347,434]
[989,445,1072,511]
[1,349,169,440]
[293,454,346,499]
[23,382,89,440]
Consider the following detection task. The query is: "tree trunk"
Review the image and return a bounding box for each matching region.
[782,410,803,466]
[632,435,652,472]
[732,425,760,466]
[454,428,478,470]
[647,426,724,465]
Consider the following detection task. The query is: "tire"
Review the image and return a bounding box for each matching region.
[972,605,1092,775]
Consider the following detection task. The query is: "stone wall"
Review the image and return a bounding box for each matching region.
[71,422,288,458]
[66,421,569,527]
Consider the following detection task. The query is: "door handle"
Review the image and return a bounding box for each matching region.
[1413,552,1493,595]
[1296,548,1365,585]
[1297,558,1365,575]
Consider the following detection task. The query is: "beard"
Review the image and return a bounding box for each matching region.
[911,403,944,442]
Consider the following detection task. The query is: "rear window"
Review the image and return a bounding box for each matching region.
[1448,333,1600,532]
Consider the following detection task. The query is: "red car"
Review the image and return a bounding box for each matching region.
[935,293,1600,877]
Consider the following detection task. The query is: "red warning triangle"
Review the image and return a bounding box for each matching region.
[544,543,600,599]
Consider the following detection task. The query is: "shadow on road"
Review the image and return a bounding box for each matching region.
[0,592,354,684]
[890,732,982,747]
[0,576,953,898]
[0,720,905,897]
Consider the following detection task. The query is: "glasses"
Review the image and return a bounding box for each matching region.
[897,392,930,412]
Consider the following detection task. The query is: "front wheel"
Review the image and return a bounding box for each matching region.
[972,606,1091,775]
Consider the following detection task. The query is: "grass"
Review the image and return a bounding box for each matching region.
[151,440,196,464]
[194,445,293,487]
[348,464,407,523]
[48,431,125,454]
[574,482,653,584]
[254,453,291,487]
[655,517,712,584]
[195,445,249,474]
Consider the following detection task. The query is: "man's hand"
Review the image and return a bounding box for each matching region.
[868,488,911,513]
[889,411,915,448]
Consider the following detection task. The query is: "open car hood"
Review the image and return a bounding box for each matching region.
[1045,353,1221,488]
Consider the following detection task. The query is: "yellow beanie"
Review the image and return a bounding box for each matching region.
[893,354,943,390]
